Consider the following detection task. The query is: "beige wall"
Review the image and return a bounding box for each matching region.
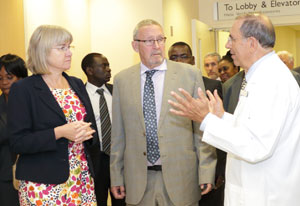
[0,0,25,58]
[274,26,298,67]
[90,0,163,82]
[23,0,91,81]
[218,30,229,57]
[163,0,198,53]
[296,31,300,68]
[23,0,163,82]
[192,20,216,76]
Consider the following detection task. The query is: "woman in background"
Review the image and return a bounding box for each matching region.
[218,51,240,83]
[8,25,98,205]
[0,54,28,206]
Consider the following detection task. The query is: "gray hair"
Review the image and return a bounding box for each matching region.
[236,13,275,48]
[276,50,294,63]
[27,25,73,74]
[133,19,163,39]
[204,52,221,61]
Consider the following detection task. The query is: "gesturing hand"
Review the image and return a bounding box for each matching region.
[206,89,224,118]
[168,88,210,123]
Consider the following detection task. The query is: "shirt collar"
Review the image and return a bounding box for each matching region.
[140,59,167,75]
[86,82,108,95]
[246,51,274,81]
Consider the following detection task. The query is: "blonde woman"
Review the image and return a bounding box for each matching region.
[8,25,98,206]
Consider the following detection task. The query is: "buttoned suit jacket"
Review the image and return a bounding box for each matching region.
[110,60,216,206]
[8,73,98,184]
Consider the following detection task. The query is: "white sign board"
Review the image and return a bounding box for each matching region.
[215,0,300,20]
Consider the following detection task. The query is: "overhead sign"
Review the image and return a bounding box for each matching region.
[215,0,300,20]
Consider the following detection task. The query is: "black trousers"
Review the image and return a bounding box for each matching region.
[0,180,19,206]
[94,152,125,206]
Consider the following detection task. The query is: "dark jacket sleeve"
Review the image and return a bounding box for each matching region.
[8,79,58,155]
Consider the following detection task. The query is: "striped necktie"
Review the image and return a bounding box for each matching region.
[96,88,111,155]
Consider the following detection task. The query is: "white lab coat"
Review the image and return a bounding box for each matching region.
[202,52,300,206]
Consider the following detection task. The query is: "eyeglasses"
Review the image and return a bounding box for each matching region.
[52,45,75,52]
[169,54,191,61]
[134,37,166,46]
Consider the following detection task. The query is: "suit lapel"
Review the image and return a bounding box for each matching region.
[130,64,145,131]
[33,75,66,121]
[228,71,245,113]
[157,61,177,131]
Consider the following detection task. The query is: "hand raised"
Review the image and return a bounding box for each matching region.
[168,87,210,123]
[206,89,224,118]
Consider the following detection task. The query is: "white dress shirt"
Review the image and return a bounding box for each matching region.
[86,82,112,151]
[140,60,167,166]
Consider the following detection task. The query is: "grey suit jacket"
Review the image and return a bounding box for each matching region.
[110,60,216,206]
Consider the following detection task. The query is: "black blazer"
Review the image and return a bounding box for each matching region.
[202,76,223,99]
[8,73,98,184]
[0,94,17,181]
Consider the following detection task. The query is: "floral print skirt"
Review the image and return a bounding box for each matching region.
[18,88,97,206]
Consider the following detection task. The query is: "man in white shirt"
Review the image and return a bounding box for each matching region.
[168,13,300,206]
[81,53,125,206]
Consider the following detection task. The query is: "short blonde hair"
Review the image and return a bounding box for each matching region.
[27,25,73,74]
[133,19,162,40]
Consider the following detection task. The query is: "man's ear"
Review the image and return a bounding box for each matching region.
[191,56,195,65]
[248,36,258,52]
[132,40,139,52]
[86,67,94,76]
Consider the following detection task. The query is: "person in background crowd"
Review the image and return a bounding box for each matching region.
[0,54,28,206]
[218,51,240,83]
[81,52,125,206]
[277,50,294,69]
[8,25,98,206]
[204,52,221,80]
[168,41,222,98]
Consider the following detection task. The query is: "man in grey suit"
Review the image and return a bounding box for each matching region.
[110,19,216,206]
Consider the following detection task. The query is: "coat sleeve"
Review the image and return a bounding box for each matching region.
[193,71,217,185]
[110,75,125,187]
[8,81,58,155]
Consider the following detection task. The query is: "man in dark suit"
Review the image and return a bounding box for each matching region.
[81,53,125,206]
[168,42,225,206]
[168,42,222,98]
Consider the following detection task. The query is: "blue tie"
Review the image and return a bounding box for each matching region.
[143,70,160,164]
